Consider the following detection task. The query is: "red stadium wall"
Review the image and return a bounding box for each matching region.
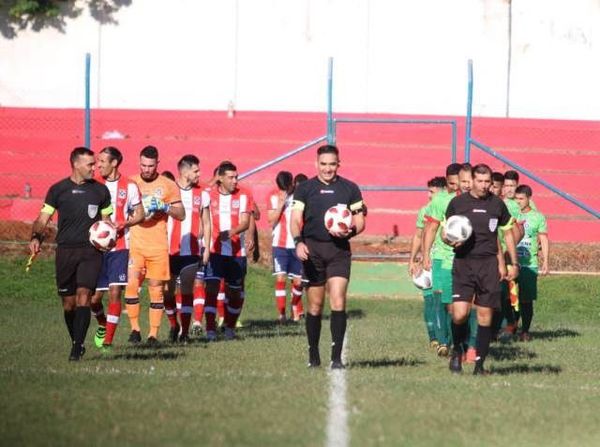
[0,107,598,242]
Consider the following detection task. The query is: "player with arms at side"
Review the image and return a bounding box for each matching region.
[165,155,211,343]
[291,145,366,369]
[514,185,549,341]
[29,147,113,360]
[202,161,252,341]
[446,164,519,375]
[267,171,304,323]
[91,146,144,351]
[409,176,446,349]
[125,146,185,344]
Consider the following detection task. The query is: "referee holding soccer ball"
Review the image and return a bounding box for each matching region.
[29,147,113,361]
[445,164,519,375]
[291,145,366,369]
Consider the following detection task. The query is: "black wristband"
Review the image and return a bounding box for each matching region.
[31,232,43,242]
[293,236,304,246]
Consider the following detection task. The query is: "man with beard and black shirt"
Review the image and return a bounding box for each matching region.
[29,147,113,361]
[445,164,519,375]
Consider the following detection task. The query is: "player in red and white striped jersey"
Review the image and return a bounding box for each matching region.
[91,146,144,350]
[203,161,252,341]
[268,171,304,323]
[164,155,211,343]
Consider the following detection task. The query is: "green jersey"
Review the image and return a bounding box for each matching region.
[416,205,427,230]
[424,190,456,268]
[516,209,547,268]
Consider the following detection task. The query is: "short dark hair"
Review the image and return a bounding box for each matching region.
[217,161,237,176]
[276,171,293,191]
[294,173,308,185]
[317,144,339,158]
[161,170,175,181]
[446,163,462,177]
[177,154,200,171]
[504,170,519,182]
[460,163,473,174]
[515,184,532,197]
[427,176,447,188]
[492,171,505,183]
[100,146,123,167]
[140,145,159,159]
[472,163,492,177]
[70,147,94,167]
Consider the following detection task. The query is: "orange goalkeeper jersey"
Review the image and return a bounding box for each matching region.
[129,174,182,252]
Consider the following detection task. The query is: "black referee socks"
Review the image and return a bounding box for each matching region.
[452,321,468,353]
[306,313,322,352]
[475,325,492,363]
[330,310,347,362]
[63,310,75,342]
[73,306,91,346]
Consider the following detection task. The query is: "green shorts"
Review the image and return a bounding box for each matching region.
[432,258,453,304]
[517,266,538,302]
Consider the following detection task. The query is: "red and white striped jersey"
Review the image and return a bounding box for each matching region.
[97,176,141,250]
[268,189,295,249]
[168,184,210,256]
[208,185,254,257]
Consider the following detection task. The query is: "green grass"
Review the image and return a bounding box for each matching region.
[1,258,600,446]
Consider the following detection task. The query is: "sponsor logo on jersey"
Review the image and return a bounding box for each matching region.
[118,189,127,199]
[320,189,335,194]
[72,189,86,194]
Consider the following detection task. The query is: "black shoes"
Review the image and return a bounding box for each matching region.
[69,343,86,361]
[473,360,491,376]
[449,349,463,374]
[128,330,142,344]
[330,360,345,370]
[169,324,181,343]
[308,347,321,368]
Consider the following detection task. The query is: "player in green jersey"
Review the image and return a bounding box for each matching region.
[514,185,548,341]
[409,177,446,349]
[422,163,462,356]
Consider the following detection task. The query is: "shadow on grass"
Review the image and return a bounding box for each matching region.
[491,363,562,375]
[349,357,425,369]
[240,319,304,339]
[530,328,580,341]
[489,345,537,361]
[107,350,186,361]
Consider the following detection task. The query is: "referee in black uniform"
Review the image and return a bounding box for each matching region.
[291,145,366,369]
[445,163,519,375]
[29,147,113,361]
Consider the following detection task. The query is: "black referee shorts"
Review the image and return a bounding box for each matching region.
[55,245,103,296]
[452,256,501,309]
[302,239,351,287]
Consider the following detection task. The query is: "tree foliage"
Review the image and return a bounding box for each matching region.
[0,0,132,38]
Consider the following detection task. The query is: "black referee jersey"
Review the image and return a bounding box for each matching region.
[292,175,363,242]
[42,177,113,247]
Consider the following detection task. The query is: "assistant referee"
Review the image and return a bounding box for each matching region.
[29,147,113,361]
[445,163,519,375]
[291,145,366,369]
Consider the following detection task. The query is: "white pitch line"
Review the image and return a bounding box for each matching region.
[325,331,349,447]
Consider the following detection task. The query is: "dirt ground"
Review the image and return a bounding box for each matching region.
[3,220,598,273]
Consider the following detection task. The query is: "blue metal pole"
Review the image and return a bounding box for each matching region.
[471,139,600,219]
[465,59,473,163]
[239,135,328,180]
[85,53,91,149]
[451,121,457,163]
[327,57,334,145]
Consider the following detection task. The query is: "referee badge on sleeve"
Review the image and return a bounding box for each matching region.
[88,204,99,218]
[488,218,498,232]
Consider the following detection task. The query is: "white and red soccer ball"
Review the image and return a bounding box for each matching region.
[324,204,352,233]
[89,220,117,251]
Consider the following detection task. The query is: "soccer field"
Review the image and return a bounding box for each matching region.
[1,258,600,446]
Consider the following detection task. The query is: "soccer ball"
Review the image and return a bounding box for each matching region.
[324,204,352,233]
[445,215,473,243]
[89,220,117,251]
[412,269,432,290]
